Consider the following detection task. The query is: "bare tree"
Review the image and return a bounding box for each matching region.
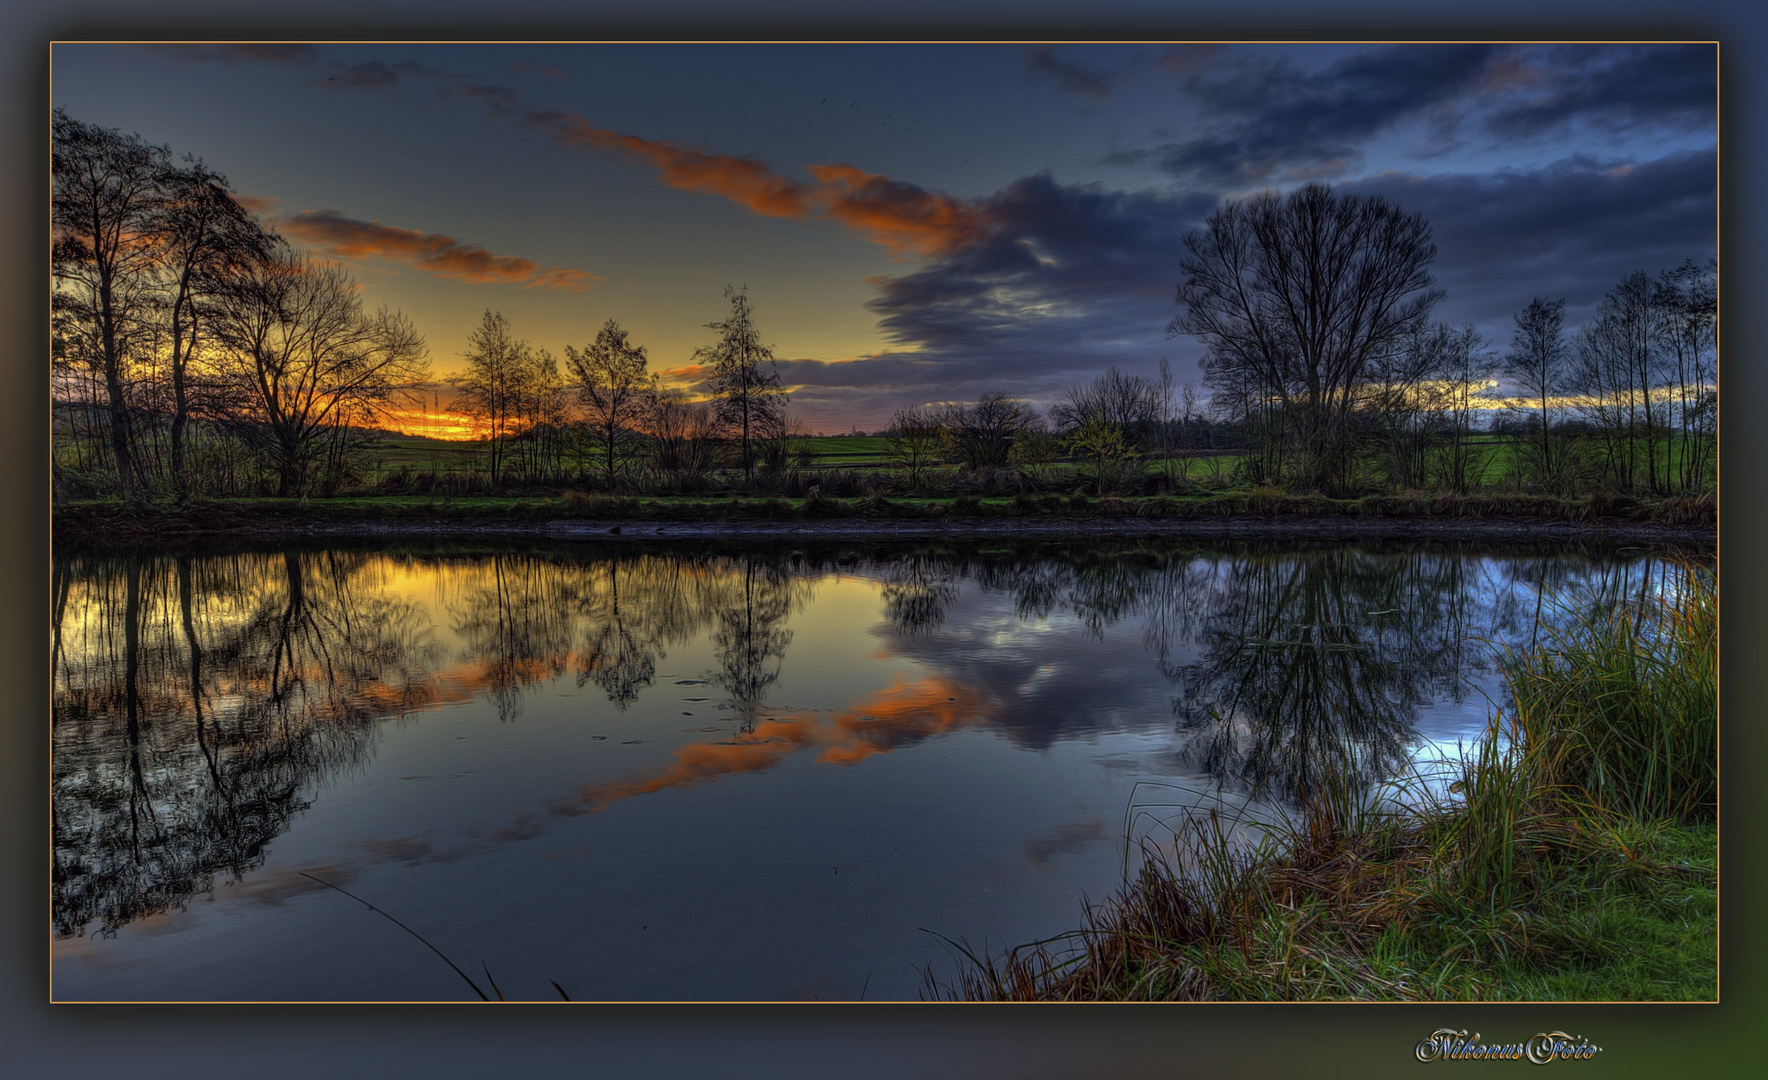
[52,109,173,500]
[151,159,272,495]
[1358,320,1448,491]
[698,287,786,482]
[208,248,428,496]
[1434,325,1495,494]
[1050,368,1162,443]
[1502,297,1570,491]
[944,392,1033,469]
[1171,182,1441,491]
[1572,273,1665,494]
[647,388,721,478]
[450,310,531,487]
[565,319,652,489]
[517,348,569,484]
[1653,260,1717,491]
[884,407,948,490]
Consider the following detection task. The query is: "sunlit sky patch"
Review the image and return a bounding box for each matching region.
[51,42,1715,434]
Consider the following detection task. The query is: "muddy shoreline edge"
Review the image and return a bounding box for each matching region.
[53,512,1717,550]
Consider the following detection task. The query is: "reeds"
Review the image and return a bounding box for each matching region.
[1500,562,1716,824]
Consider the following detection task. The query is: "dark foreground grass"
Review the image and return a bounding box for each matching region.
[929,565,1717,1002]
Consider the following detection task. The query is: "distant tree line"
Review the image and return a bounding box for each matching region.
[441,285,793,491]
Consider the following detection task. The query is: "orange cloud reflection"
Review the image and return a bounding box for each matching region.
[565,674,991,813]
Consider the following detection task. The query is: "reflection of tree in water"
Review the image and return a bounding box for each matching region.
[959,543,1578,805]
[707,557,813,731]
[970,547,1165,636]
[53,541,1670,940]
[1160,552,1443,802]
[573,557,712,710]
[53,551,443,939]
[879,555,960,636]
[445,555,587,721]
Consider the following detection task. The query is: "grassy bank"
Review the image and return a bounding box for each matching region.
[930,564,1717,1002]
[52,488,1716,544]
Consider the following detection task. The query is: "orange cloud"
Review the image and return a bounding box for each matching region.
[277,209,603,291]
[522,110,992,257]
[805,163,991,256]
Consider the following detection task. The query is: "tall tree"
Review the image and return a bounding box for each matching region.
[209,248,428,496]
[450,310,531,486]
[1502,297,1570,491]
[944,393,1033,469]
[883,406,948,490]
[697,287,786,482]
[1573,273,1664,494]
[151,159,271,495]
[565,318,652,488]
[1435,324,1495,494]
[1171,182,1441,491]
[1358,319,1449,491]
[1653,260,1717,492]
[51,109,173,500]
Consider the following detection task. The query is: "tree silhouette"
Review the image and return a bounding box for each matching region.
[51,109,172,502]
[698,287,786,482]
[1171,183,1441,491]
[208,249,428,496]
[566,318,652,488]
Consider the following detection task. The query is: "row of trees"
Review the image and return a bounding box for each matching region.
[1173,182,1716,496]
[446,285,791,489]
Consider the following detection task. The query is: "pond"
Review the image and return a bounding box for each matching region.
[50,539,1680,1001]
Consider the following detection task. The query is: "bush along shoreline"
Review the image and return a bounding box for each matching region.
[52,488,1716,546]
[926,563,1717,1002]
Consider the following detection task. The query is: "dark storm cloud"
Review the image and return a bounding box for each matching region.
[1347,148,1716,329]
[795,146,1711,423]
[761,174,1221,420]
[1024,46,1120,100]
[1482,44,1716,138]
[1125,45,1502,187]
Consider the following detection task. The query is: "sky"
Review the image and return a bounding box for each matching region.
[50,42,1717,436]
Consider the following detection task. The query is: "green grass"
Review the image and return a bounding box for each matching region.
[929,563,1718,1002]
[801,436,892,464]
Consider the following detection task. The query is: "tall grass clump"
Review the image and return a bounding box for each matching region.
[1502,562,1715,824]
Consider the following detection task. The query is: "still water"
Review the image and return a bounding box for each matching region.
[51,540,1674,1001]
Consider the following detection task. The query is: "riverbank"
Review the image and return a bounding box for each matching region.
[931,562,1718,1002]
[52,490,1717,549]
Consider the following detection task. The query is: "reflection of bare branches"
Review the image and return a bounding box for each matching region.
[1168,551,1498,803]
[447,555,581,721]
[709,558,812,731]
[880,556,960,637]
[53,552,443,939]
[53,541,1671,943]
